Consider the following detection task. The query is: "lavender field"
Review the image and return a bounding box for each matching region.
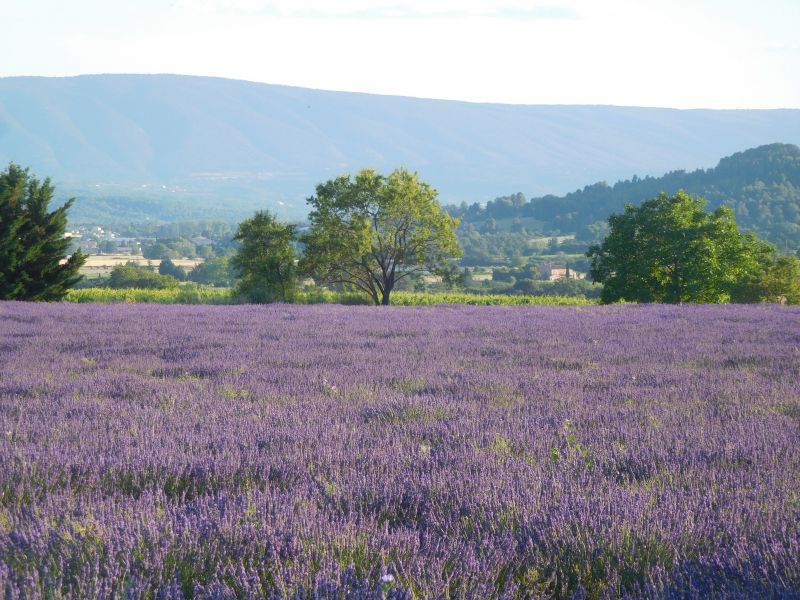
[0,303,798,599]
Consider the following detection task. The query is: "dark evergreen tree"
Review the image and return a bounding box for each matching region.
[0,164,85,300]
[232,211,298,303]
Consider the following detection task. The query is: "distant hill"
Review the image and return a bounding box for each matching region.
[451,143,800,252]
[1,74,800,223]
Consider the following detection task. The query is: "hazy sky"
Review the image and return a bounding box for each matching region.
[1,0,798,108]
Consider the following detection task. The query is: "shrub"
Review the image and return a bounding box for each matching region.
[108,263,179,289]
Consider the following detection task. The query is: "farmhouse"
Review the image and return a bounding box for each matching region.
[540,263,586,281]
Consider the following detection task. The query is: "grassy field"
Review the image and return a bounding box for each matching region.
[79,254,204,279]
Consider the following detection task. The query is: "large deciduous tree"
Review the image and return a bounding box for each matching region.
[231,211,298,303]
[0,164,85,300]
[587,191,773,304]
[300,168,461,305]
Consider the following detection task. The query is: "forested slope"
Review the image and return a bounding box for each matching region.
[450,144,800,252]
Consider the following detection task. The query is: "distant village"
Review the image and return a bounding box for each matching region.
[540,264,586,281]
[64,226,589,288]
[65,226,213,257]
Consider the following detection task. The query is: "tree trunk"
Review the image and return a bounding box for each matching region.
[380,282,393,305]
[380,275,394,305]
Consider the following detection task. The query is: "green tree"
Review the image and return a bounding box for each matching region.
[142,242,174,260]
[231,211,297,303]
[142,238,197,260]
[730,253,800,304]
[760,255,800,303]
[188,256,234,287]
[0,164,85,300]
[169,238,198,259]
[98,239,118,254]
[158,258,187,281]
[300,168,461,305]
[108,263,179,289]
[587,191,772,304]
[197,244,216,259]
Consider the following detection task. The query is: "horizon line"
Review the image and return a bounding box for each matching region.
[2,72,800,112]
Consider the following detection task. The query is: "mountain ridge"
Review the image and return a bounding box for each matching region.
[1,74,800,222]
[10,73,799,110]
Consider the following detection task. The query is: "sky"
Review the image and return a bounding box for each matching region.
[1,0,798,109]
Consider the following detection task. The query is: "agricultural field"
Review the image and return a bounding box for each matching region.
[79,255,204,280]
[0,303,798,598]
[64,288,597,306]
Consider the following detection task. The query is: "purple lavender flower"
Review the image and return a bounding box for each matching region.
[0,302,797,598]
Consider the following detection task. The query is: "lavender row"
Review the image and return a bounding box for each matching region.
[0,302,798,598]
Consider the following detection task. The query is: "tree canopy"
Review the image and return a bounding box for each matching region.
[729,253,800,304]
[300,168,461,305]
[587,191,774,304]
[188,256,234,288]
[0,164,85,300]
[759,255,800,304]
[158,258,187,281]
[108,263,179,289]
[231,211,297,303]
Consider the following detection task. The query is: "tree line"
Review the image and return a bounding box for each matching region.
[233,168,461,306]
[449,143,800,253]
[1,162,798,305]
[0,164,461,306]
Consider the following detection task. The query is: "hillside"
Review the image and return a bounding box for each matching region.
[451,144,800,252]
[1,74,799,223]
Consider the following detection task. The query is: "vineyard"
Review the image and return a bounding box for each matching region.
[65,288,596,306]
[0,303,798,598]
[66,285,234,305]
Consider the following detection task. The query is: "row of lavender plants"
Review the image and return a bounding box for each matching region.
[0,302,798,598]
